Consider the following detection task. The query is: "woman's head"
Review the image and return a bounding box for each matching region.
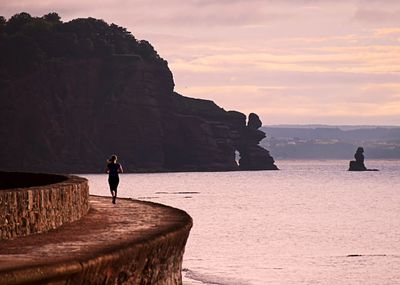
[356,147,364,153]
[108,154,118,163]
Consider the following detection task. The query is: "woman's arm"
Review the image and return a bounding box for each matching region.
[118,164,124,173]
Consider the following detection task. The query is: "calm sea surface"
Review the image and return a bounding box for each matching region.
[83,160,400,285]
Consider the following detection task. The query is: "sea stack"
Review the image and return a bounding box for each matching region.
[237,113,278,170]
[348,147,378,171]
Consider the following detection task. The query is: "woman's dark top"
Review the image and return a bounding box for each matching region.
[107,163,121,177]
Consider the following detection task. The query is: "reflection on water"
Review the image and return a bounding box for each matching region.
[84,160,400,285]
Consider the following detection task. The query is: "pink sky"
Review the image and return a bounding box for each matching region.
[2,0,400,125]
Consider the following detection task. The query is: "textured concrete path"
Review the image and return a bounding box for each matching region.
[0,196,192,284]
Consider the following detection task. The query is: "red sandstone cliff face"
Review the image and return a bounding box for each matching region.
[0,14,277,172]
[0,55,277,172]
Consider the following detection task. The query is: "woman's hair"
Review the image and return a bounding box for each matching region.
[108,154,118,163]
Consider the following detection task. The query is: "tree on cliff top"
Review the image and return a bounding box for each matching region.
[0,12,165,78]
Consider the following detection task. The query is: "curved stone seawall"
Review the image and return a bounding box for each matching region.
[0,196,193,285]
[0,172,192,285]
[61,200,192,285]
[0,171,89,239]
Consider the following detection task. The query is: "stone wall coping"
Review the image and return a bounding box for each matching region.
[0,175,88,193]
[0,171,87,192]
[0,172,90,240]
[0,196,193,285]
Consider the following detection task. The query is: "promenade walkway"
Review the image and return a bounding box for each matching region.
[0,196,192,285]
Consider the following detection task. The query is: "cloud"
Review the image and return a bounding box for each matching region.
[373,28,400,38]
[353,8,400,24]
[168,23,400,125]
[170,44,400,75]
[177,81,400,125]
[0,0,292,27]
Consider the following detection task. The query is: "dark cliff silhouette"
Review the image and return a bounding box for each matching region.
[348,147,378,171]
[0,12,278,173]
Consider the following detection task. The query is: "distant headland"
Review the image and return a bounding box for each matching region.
[0,12,277,173]
[261,125,400,160]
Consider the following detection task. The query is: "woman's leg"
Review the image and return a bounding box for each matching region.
[108,176,119,203]
[112,190,116,203]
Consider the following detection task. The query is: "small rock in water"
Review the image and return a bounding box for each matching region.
[348,147,379,171]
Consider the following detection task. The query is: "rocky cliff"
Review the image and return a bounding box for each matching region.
[0,13,277,173]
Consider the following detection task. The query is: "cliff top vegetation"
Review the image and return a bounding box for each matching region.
[0,12,165,78]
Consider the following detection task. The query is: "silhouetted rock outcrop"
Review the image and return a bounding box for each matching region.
[247,113,262,130]
[349,147,367,171]
[0,13,277,173]
[237,113,277,170]
[349,147,378,171]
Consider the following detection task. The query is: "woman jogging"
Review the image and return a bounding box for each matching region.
[106,154,123,204]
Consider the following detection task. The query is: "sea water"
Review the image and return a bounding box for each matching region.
[84,160,400,285]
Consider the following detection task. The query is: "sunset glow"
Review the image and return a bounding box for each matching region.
[2,0,400,125]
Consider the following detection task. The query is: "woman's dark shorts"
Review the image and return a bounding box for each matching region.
[108,176,119,191]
